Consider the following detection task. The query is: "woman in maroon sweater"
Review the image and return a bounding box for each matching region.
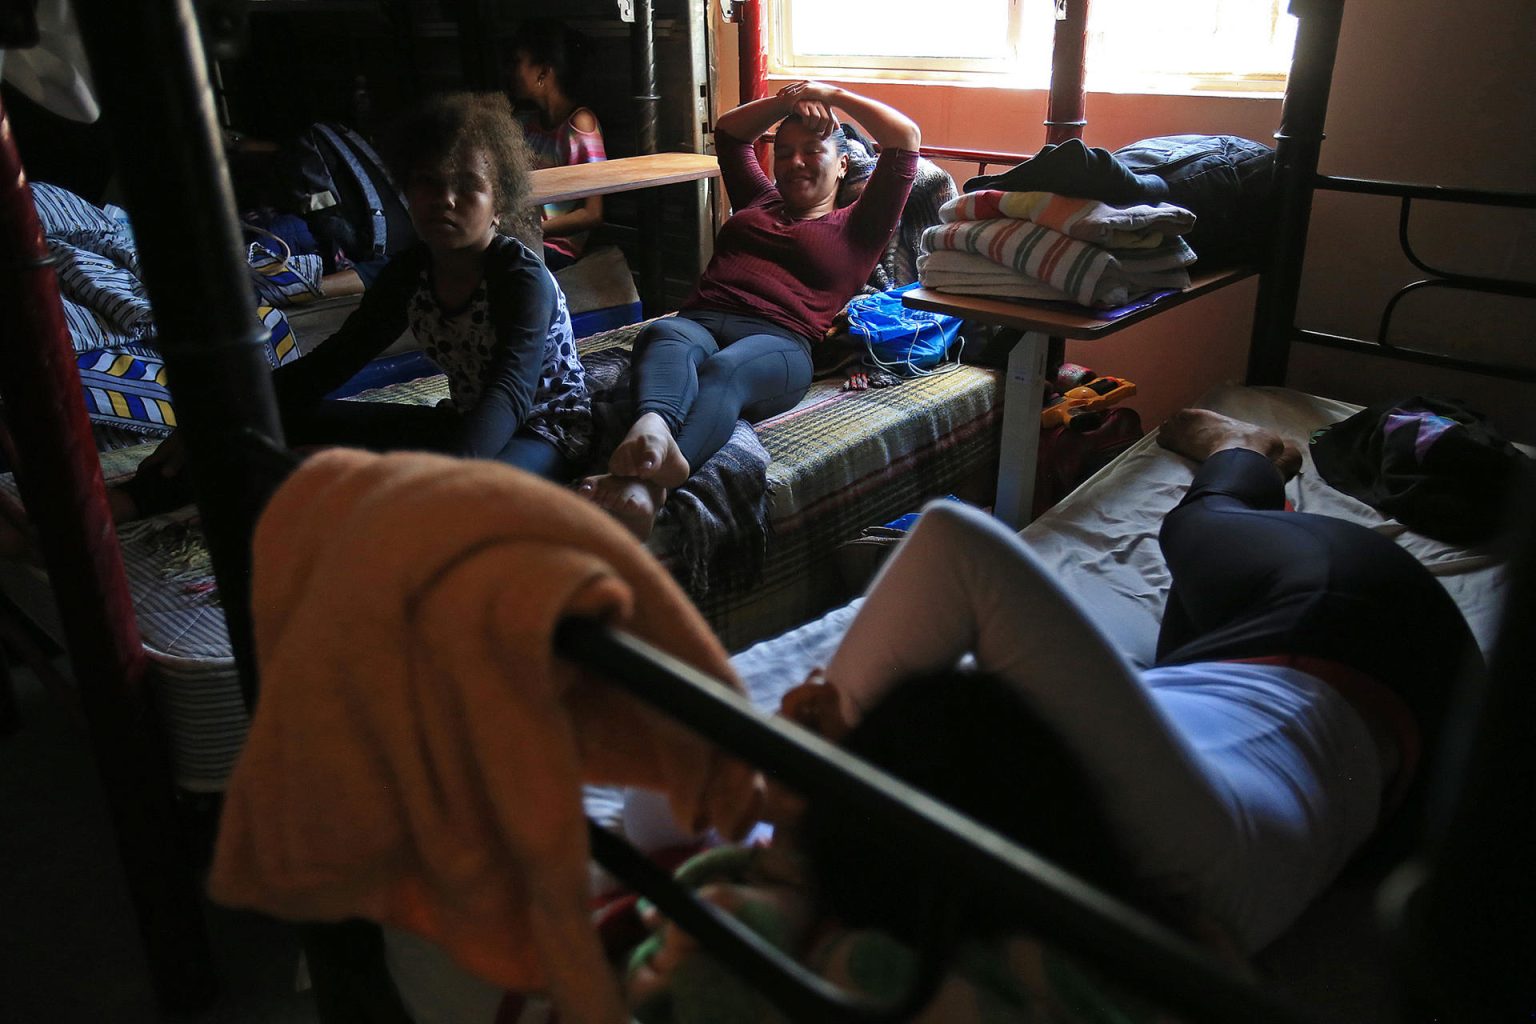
[578,81,920,538]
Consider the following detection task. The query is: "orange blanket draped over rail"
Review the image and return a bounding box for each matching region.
[208,448,760,1024]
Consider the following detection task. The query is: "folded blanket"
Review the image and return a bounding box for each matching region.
[210,449,761,1023]
[939,190,1195,250]
[917,251,1077,303]
[920,219,1197,307]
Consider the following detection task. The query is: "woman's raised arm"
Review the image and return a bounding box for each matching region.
[779,81,921,152]
[714,81,920,152]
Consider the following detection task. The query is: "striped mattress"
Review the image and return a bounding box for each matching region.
[0,320,1001,792]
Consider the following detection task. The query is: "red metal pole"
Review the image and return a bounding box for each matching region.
[728,0,771,165]
[734,0,768,104]
[1045,0,1089,145]
[0,98,215,1012]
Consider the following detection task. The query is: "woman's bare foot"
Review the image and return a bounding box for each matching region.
[608,413,690,488]
[1157,408,1303,480]
[575,473,667,540]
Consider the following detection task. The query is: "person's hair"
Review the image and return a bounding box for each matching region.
[798,668,1147,952]
[511,17,591,96]
[380,91,538,246]
[834,122,877,207]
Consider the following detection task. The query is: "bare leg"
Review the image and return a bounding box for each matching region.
[607,412,691,488]
[575,473,667,540]
[1157,408,1302,479]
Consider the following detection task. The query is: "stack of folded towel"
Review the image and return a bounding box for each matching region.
[918,189,1199,308]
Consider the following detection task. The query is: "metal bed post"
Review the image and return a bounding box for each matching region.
[630,0,666,316]
[1246,0,1344,386]
[0,88,216,1016]
[70,0,285,710]
[1045,0,1089,145]
[727,0,771,168]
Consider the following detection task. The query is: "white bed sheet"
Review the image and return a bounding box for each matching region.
[727,383,1520,714]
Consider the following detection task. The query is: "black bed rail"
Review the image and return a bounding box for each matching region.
[1246,0,1345,386]
[555,620,1320,1024]
[73,0,284,712]
[1309,175,1536,372]
[1248,0,1536,388]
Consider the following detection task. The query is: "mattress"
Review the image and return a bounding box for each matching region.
[726,382,1523,719]
[0,447,243,792]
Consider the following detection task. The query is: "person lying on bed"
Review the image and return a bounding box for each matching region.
[627,410,1482,1003]
[796,409,1481,955]
[575,81,921,539]
[109,91,591,521]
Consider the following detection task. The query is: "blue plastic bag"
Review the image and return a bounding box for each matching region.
[844,282,963,377]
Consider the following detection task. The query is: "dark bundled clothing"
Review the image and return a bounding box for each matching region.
[964,138,1169,205]
[963,135,1276,267]
[1113,135,1276,267]
[1309,395,1533,544]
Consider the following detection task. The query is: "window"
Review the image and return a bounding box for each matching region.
[770,0,1298,95]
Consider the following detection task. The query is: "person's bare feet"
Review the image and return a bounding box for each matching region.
[1157,408,1303,480]
[608,413,690,488]
[575,473,667,540]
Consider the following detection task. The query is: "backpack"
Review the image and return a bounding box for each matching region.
[286,122,414,272]
[845,282,964,377]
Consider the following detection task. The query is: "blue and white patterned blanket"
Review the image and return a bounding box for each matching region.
[29,181,306,437]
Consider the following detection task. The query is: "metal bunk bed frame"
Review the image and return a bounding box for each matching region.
[0,0,1530,1019]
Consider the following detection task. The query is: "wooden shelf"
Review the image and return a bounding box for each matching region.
[528,153,720,206]
[903,265,1257,340]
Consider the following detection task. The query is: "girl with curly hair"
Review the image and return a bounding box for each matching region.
[112,92,591,519]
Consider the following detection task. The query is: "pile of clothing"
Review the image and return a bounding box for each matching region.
[917,135,1276,310]
[29,181,311,440]
[919,188,1198,308]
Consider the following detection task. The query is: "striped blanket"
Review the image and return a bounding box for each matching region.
[920,218,1197,308]
[939,189,1195,249]
[29,181,304,437]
